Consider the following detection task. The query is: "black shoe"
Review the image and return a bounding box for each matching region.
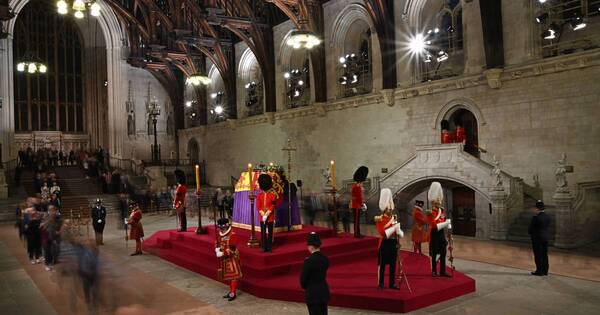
[228,294,237,302]
[439,273,451,278]
[389,285,400,290]
[531,271,543,276]
[377,284,384,290]
[432,272,438,277]
[222,293,230,299]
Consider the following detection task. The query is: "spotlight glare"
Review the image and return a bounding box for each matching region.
[214,105,224,114]
[409,33,426,54]
[283,72,290,79]
[17,63,25,72]
[74,10,84,19]
[297,80,304,86]
[339,56,346,64]
[185,101,192,107]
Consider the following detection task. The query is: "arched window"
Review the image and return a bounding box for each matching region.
[13,0,84,133]
[238,48,264,117]
[207,64,227,123]
[337,25,372,98]
[284,52,311,109]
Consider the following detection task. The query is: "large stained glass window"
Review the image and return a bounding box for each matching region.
[13,0,84,133]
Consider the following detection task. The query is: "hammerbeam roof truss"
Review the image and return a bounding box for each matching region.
[104,0,394,113]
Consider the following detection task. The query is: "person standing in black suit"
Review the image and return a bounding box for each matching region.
[529,200,551,276]
[300,232,330,315]
[92,199,107,245]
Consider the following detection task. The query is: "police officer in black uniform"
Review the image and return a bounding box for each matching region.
[92,198,107,245]
[300,232,330,315]
[529,200,551,276]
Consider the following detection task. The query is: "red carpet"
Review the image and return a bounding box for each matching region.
[143,226,475,313]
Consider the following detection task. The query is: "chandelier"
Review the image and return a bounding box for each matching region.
[186,74,211,86]
[286,29,321,49]
[16,52,47,74]
[56,0,101,18]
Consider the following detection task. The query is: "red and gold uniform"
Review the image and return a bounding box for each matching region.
[128,204,144,255]
[454,126,466,144]
[351,183,364,237]
[411,202,429,254]
[216,219,242,301]
[174,181,187,232]
[374,188,403,289]
[257,174,276,252]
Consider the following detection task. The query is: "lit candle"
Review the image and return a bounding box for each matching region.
[247,163,253,190]
[330,160,336,189]
[195,165,200,192]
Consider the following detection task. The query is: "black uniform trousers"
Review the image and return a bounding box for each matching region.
[178,207,187,231]
[260,221,273,251]
[430,228,447,274]
[307,303,328,315]
[532,237,549,275]
[378,238,398,288]
[352,208,361,237]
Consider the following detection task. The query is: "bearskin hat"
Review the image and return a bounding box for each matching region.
[174,169,186,185]
[258,173,273,191]
[454,117,463,127]
[217,218,230,227]
[415,200,424,206]
[353,166,369,182]
[441,119,450,130]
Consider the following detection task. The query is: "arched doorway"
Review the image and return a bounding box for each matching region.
[448,108,479,157]
[393,178,480,237]
[187,138,199,164]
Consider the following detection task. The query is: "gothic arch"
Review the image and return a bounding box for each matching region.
[433,98,486,130]
[238,47,261,83]
[392,175,490,202]
[187,137,200,163]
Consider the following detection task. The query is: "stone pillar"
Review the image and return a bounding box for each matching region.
[0,166,8,199]
[501,0,537,65]
[553,191,575,249]
[462,0,486,75]
[489,187,508,240]
[0,35,16,164]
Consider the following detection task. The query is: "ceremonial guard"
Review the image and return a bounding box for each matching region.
[91,198,107,245]
[529,200,550,276]
[374,188,404,289]
[127,202,144,256]
[300,232,330,315]
[215,218,243,301]
[411,200,429,254]
[257,174,276,252]
[351,166,369,238]
[173,170,188,232]
[454,118,466,144]
[426,182,452,277]
[440,120,454,144]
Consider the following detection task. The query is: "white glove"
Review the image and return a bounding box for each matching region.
[124,218,128,225]
[215,248,224,257]
[262,215,267,222]
[97,219,102,224]
[361,203,368,211]
[385,223,404,238]
[448,223,452,230]
[436,219,451,231]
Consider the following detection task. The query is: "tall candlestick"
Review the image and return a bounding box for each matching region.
[330,160,336,189]
[195,165,200,192]
[247,163,253,188]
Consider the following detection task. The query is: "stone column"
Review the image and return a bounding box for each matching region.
[489,187,508,240]
[553,191,575,249]
[0,35,16,164]
[462,0,486,75]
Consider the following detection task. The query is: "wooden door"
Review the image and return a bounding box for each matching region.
[451,187,476,237]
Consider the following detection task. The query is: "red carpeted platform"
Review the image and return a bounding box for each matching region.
[143,226,475,313]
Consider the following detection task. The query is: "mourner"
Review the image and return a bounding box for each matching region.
[300,232,330,315]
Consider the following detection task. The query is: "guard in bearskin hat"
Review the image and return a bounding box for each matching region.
[440,120,454,144]
[215,218,242,301]
[257,173,277,252]
[426,182,451,277]
[374,188,404,289]
[351,166,368,238]
[411,200,429,254]
[173,169,187,232]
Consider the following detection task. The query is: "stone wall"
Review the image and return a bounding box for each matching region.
[179,61,600,206]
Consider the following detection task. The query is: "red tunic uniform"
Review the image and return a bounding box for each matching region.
[411,206,429,243]
[441,130,454,144]
[128,209,144,240]
[218,230,243,281]
[351,183,363,209]
[256,191,276,223]
[375,214,398,249]
[174,184,187,213]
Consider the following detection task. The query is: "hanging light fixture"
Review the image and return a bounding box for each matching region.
[186,73,211,86]
[56,0,101,18]
[16,52,47,74]
[286,27,321,49]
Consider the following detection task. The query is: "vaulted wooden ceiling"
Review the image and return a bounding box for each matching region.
[104,0,396,128]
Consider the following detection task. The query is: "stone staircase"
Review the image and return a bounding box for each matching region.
[507,196,557,245]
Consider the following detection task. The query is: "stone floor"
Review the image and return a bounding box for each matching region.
[1,212,599,315]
